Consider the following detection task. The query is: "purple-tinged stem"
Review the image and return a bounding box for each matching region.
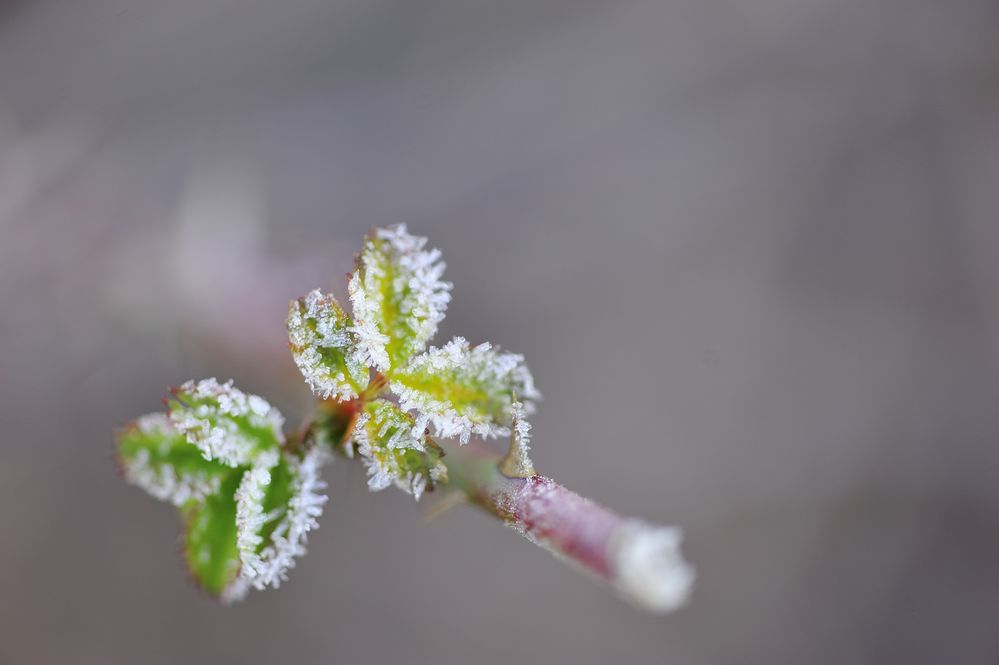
[306,400,694,612]
[439,440,694,613]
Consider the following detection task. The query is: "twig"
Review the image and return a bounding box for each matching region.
[438,439,695,613]
[308,402,694,613]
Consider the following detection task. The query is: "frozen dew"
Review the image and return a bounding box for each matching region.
[234,448,329,593]
[392,337,540,444]
[120,413,223,506]
[348,223,452,370]
[498,401,536,478]
[169,378,284,467]
[352,402,445,500]
[287,289,369,400]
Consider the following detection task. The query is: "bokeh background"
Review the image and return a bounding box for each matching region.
[3,1,999,663]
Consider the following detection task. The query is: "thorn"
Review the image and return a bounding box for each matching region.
[499,398,535,478]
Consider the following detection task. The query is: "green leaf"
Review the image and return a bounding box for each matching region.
[168,378,285,467]
[352,399,447,500]
[390,337,540,443]
[287,290,368,400]
[348,224,452,372]
[234,449,328,590]
[117,413,234,506]
[183,470,244,599]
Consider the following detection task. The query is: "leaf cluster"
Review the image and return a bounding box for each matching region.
[117,225,539,600]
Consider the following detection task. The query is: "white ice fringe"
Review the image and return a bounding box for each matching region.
[169,378,284,467]
[498,400,535,478]
[122,413,222,506]
[287,289,368,401]
[511,401,532,451]
[392,337,540,444]
[347,273,391,371]
[233,448,329,594]
[352,407,434,500]
[234,451,278,562]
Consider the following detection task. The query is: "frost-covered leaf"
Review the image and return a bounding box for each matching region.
[287,290,368,401]
[390,337,540,443]
[348,224,452,372]
[182,471,244,598]
[351,399,447,500]
[116,413,233,507]
[169,378,284,467]
[233,447,328,593]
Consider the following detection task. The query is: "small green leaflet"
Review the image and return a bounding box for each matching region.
[352,399,447,500]
[183,472,244,598]
[348,224,452,372]
[287,290,368,401]
[234,448,327,593]
[168,378,285,467]
[116,413,232,507]
[391,337,540,443]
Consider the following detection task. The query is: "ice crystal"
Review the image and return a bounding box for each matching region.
[118,413,228,506]
[287,289,369,400]
[234,448,328,591]
[391,337,540,443]
[609,520,695,612]
[348,224,452,371]
[498,401,535,478]
[347,274,391,371]
[234,451,278,565]
[169,378,284,467]
[352,400,446,500]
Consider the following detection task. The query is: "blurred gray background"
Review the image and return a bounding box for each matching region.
[2,1,999,663]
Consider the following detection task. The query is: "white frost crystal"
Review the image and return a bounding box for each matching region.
[348,223,452,371]
[287,289,369,400]
[609,520,695,613]
[169,378,284,467]
[498,400,535,478]
[235,448,329,591]
[352,401,445,500]
[234,451,278,564]
[347,275,391,372]
[392,337,540,443]
[120,413,224,506]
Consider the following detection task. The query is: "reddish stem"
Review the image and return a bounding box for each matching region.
[440,440,694,613]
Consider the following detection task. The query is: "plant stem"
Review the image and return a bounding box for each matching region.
[308,401,694,613]
[439,439,693,613]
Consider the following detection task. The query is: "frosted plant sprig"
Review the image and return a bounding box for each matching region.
[116,224,694,613]
[287,224,537,497]
[117,379,327,602]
